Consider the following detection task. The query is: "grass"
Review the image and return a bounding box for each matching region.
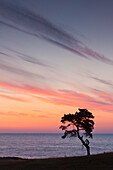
[0,152,113,170]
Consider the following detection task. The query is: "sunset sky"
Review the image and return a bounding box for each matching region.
[0,0,113,133]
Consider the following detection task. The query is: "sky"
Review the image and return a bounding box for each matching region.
[0,0,113,133]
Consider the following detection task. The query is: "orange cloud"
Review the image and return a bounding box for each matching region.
[0,81,113,113]
[0,94,27,102]
[0,111,29,116]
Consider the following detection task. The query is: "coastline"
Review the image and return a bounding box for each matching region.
[0,152,113,170]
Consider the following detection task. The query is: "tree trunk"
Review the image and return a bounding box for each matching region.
[76,127,90,156]
[86,144,90,156]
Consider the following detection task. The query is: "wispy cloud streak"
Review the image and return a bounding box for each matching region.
[91,89,113,104]
[0,81,113,112]
[0,0,113,65]
[0,62,44,79]
[91,76,113,88]
[0,94,26,102]
[0,51,11,57]
[0,111,30,117]
[0,111,49,118]
[1,47,50,68]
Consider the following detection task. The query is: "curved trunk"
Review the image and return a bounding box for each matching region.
[76,127,90,156]
[86,145,90,156]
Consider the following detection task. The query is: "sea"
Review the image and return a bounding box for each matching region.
[0,133,112,159]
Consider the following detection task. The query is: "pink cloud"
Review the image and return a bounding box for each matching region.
[0,81,113,113]
[0,81,58,96]
[0,94,27,102]
[91,89,113,104]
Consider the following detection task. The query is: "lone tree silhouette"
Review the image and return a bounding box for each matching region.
[59,108,94,156]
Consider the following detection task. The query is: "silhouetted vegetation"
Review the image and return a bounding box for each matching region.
[60,108,94,156]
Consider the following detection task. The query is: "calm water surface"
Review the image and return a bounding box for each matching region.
[0,133,112,158]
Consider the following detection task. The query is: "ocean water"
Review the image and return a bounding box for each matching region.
[0,133,113,159]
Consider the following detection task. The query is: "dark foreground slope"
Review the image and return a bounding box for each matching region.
[0,152,113,170]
